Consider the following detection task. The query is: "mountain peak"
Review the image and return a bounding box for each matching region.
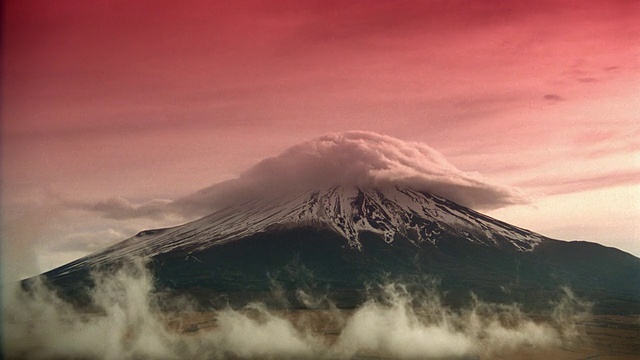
[76,185,543,270]
[287,185,543,251]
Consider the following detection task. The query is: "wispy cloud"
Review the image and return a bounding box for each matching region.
[71,197,173,221]
[543,94,565,102]
[517,170,640,196]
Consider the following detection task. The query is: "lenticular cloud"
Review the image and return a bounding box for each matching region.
[175,131,527,216]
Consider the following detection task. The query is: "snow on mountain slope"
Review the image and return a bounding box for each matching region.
[61,186,545,273]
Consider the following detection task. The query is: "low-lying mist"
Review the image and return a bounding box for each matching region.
[3,261,592,359]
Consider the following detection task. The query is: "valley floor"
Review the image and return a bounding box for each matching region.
[162,311,640,359]
[7,305,638,359]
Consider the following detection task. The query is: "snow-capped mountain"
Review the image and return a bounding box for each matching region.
[61,186,543,270]
[40,185,640,314]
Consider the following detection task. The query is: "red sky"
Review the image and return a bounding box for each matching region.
[2,0,639,278]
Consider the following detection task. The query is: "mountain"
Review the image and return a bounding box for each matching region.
[36,185,640,314]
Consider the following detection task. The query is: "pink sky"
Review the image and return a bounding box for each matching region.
[2,0,639,279]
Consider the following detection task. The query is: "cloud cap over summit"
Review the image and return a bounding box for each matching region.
[176,132,528,216]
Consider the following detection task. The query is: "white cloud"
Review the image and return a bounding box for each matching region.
[174,131,528,217]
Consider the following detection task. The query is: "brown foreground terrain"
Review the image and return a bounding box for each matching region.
[5,309,638,359]
[511,315,640,360]
[488,315,640,360]
[162,310,640,359]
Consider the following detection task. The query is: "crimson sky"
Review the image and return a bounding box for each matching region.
[2,0,639,278]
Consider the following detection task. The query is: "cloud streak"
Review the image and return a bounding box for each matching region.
[516,170,640,196]
[72,197,173,221]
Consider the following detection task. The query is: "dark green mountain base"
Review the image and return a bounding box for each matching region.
[34,227,640,315]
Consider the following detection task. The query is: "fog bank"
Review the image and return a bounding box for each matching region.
[3,262,590,359]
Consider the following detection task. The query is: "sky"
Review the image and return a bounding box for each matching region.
[2,0,639,280]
